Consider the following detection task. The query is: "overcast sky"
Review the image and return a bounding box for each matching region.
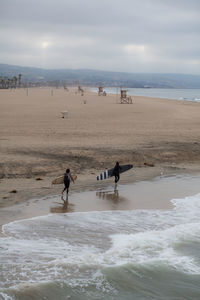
[1,0,200,74]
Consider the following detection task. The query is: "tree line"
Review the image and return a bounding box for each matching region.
[0,74,22,89]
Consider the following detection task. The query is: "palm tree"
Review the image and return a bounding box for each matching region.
[0,78,4,89]
[7,78,11,89]
[18,74,22,87]
[13,76,18,88]
[4,77,9,89]
[10,78,14,89]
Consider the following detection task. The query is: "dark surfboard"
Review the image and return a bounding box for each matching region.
[97,164,133,181]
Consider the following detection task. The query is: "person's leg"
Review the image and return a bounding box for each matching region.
[115,174,120,183]
[114,174,120,191]
[114,175,118,191]
[62,186,66,194]
[66,181,70,197]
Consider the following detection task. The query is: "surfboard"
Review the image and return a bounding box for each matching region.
[52,174,77,185]
[97,164,133,181]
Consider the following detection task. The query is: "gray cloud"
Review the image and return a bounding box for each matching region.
[0,0,200,74]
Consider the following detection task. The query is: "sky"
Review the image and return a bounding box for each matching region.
[0,0,200,74]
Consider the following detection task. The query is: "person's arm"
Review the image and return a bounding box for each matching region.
[70,173,75,183]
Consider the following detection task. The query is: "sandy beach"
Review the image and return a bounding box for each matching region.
[1,87,200,300]
[0,87,200,226]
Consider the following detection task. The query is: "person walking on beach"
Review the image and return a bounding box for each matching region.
[113,161,121,190]
[62,169,74,200]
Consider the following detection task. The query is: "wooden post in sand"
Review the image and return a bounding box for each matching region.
[26,88,29,96]
[51,89,54,96]
[116,87,119,103]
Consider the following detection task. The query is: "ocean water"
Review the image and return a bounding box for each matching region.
[1,183,200,299]
[92,87,200,102]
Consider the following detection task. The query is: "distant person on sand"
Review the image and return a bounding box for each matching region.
[113,162,121,190]
[62,169,74,199]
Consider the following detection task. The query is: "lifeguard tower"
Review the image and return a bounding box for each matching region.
[98,86,106,96]
[120,90,132,104]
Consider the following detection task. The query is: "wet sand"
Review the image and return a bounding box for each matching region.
[0,87,200,229]
[1,174,200,236]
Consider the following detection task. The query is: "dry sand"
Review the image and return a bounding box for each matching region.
[0,87,200,227]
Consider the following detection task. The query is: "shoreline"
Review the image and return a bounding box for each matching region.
[1,166,200,235]
[90,87,200,102]
[1,161,200,208]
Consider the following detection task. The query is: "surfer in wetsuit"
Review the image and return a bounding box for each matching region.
[62,169,74,200]
[113,162,121,190]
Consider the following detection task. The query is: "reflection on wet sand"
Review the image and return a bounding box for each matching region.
[96,190,127,204]
[50,198,74,213]
[50,190,128,214]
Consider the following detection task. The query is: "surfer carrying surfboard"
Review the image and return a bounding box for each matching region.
[62,169,74,199]
[113,162,122,190]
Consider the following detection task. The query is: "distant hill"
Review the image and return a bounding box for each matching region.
[0,63,200,88]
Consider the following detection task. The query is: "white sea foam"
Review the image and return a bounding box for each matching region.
[1,192,200,290]
[106,221,200,273]
[0,292,14,300]
[172,192,200,216]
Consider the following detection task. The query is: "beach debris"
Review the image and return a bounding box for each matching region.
[61,111,68,118]
[36,177,43,181]
[10,189,17,193]
[144,162,155,167]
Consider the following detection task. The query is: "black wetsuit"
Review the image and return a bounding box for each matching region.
[113,164,121,183]
[63,173,71,194]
